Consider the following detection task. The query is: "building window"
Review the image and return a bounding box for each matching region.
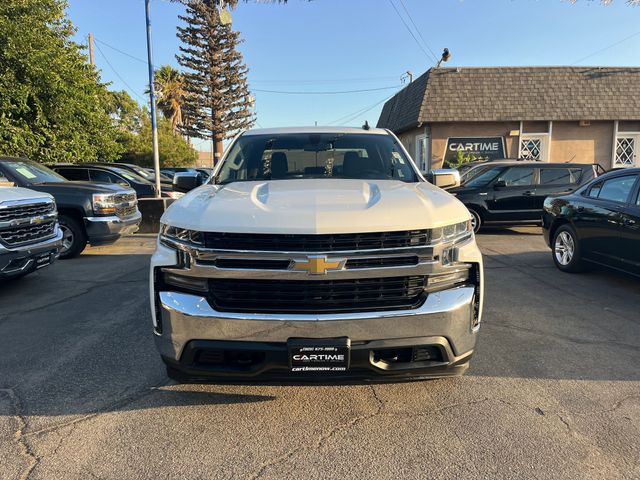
[520,138,542,160]
[614,137,637,168]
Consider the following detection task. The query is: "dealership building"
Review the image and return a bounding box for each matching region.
[376,66,640,172]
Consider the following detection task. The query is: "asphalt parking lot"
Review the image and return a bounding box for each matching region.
[1,229,639,480]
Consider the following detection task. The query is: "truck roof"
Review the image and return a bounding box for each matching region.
[242,126,390,136]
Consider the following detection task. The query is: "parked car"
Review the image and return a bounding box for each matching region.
[0,157,141,258]
[160,167,205,183]
[150,126,483,382]
[448,161,602,232]
[0,185,62,279]
[51,164,166,199]
[543,168,640,276]
[195,168,214,181]
[85,163,184,199]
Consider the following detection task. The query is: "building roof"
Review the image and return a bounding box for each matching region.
[377,66,640,132]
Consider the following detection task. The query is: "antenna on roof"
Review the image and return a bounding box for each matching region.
[362,121,370,131]
[436,48,451,68]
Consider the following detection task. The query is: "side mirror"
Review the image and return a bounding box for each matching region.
[493,180,507,189]
[429,169,461,189]
[173,172,202,193]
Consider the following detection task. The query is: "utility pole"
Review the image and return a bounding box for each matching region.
[88,33,95,66]
[144,0,162,198]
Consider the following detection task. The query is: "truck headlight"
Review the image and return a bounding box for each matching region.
[160,224,204,247]
[92,194,117,215]
[431,219,472,245]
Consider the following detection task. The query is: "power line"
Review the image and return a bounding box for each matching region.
[387,0,438,64]
[328,93,396,125]
[94,42,147,102]
[94,37,149,65]
[252,85,402,95]
[571,29,640,65]
[396,0,439,63]
[251,75,400,85]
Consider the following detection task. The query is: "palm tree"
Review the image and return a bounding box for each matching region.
[153,65,186,135]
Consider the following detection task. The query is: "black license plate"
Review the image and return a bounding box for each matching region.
[288,338,350,373]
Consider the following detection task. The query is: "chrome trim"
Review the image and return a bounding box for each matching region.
[0,211,58,231]
[85,210,142,223]
[0,197,54,209]
[159,286,475,322]
[0,226,63,254]
[160,236,474,280]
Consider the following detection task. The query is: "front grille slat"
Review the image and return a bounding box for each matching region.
[0,222,56,247]
[0,202,55,222]
[204,230,431,252]
[207,276,427,314]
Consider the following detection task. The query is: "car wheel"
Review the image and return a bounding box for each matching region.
[58,215,87,259]
[468,208,482,234]
[552,225,584,273]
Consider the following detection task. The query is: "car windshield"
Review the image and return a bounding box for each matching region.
[111,167,148,184]
[463,166,506,187]
[216,133,419,184]
[461,164,494,184]
[2,159,66,184]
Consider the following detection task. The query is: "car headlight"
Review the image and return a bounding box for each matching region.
[430,219,472,245]
[92,193,117,215]
[160,224,204,247]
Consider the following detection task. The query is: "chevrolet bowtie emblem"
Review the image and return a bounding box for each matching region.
[292,256,346,275]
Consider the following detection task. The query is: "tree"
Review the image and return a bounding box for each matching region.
[177,0,255,164]
[120,114,198,168]
[0,0,123,162]
[152,65,187,135]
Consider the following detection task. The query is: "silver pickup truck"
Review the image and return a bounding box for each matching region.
[0,186,62,279]
[150,127,484,382]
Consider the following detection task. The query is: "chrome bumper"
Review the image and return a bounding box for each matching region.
[0,227,63,277]
[155,285,478,363]
[84,211,142,244]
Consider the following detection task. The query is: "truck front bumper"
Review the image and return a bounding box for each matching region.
[0,227,63,279]
[154,285,479,382]
[84,211,142,245]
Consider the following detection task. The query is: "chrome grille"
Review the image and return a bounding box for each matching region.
[0,202,55,222]
[116,204,137,217]
[0,222,56,246]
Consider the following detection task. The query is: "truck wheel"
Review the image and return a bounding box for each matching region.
[468,208,482,233]
[552,225,584,273]
[58,215,87,259]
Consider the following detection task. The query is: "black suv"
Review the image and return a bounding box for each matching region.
[448,162,603,232]
[0,157,141,258]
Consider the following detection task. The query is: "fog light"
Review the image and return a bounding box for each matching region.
[425,269,469,292]
[163,272,208,292]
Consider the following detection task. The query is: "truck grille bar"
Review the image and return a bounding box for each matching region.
[0,199,58,247]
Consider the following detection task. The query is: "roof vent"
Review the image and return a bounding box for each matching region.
[579,120,591,127]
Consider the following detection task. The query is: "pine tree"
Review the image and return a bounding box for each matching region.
[177,0,254,164]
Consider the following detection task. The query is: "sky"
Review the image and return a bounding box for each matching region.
[67,0,640,152]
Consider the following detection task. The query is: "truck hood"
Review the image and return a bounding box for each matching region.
[27,181,134,195]
[162,179,471,234]
[0,186,54,203]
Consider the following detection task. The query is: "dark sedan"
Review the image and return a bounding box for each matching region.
[542,168,640,276]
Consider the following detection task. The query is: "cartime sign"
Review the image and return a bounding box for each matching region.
[444,137,506,163]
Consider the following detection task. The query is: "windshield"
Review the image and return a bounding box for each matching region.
[463,166,506,188]
[216,133,419,184]
[2,159,66,184]
[111,167,148,184]
[461,164,494,184]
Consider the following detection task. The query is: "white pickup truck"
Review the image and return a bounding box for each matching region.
[0,185,62,279]
[150,127,483,382]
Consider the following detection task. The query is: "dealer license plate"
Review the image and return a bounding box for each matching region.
[288,338,350,373]
[35,253,52,269]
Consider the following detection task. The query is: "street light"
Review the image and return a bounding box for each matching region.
[145,0,162,198]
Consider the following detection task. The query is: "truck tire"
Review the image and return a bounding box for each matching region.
[58,214,87,259]
[552,224,585,273]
